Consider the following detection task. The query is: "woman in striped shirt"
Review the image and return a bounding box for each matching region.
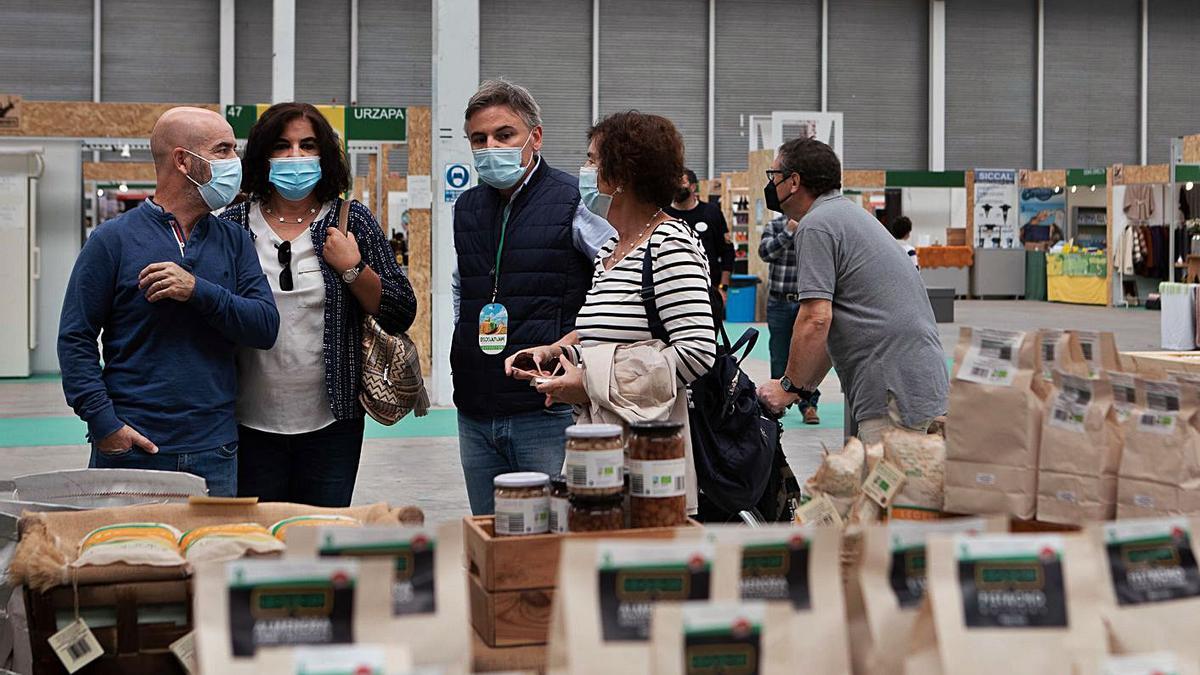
[504,111,717,403]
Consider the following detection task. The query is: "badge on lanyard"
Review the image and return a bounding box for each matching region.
[479,303,509,354]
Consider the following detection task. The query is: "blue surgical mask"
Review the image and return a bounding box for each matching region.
[269,156,323,201]
[473,133,533,189]
[185,149,242,211]
[579,166,614,219]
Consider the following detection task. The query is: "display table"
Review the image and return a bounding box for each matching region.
[1024,250,1047,301]
[917,246,973,297]
[1046,252,1107,306]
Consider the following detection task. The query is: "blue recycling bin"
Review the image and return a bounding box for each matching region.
[726,274,760,322]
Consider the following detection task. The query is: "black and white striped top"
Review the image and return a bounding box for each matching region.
[575,219,717,384]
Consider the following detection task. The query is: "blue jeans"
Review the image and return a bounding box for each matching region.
[236,418,365,507]
[766,296,821,412]
[88,441,239,497]
[458,406,574,515]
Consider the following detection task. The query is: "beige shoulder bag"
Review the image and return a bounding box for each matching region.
[336,199,430,425]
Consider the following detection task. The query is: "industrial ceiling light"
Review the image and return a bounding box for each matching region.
[1090,185,1096,192]
[120,144,131,158]
[1053,186,1062,194]
[96,188,104,197]
[1188,181,1195,191]
[1070,185,1077,194]
[118,182,128,193]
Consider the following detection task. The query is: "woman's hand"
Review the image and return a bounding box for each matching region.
[324,227,362,274]
[535,355,589,406]
[505,344,563,379]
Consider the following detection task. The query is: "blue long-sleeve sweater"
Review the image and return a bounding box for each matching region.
[58,198,280,453]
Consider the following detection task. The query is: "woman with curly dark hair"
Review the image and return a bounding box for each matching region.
[505,110,716,401]
[221,102,417,506]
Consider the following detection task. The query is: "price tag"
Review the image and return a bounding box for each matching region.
[862,459,906,508]
[170,631,197,675]
[793,493,844,528]
[48,618,103,673]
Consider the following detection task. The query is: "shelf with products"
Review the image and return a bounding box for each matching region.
[729,190,751,275]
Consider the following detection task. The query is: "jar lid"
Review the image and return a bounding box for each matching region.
[568,493,624,506]
[565,423,623,439]
[493,472,550,488]
[629,420,684,436]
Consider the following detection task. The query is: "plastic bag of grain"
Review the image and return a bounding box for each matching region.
[882,428,945,520]
[858,517,1005,675]
[944,327,1047,519]
[1117,378,1200,517]
[1088,517,1200,665]
[650,600,794,675]
[72,522,183,568]
[179,523,285,564]
[1036,370,1124,524]
[270,514,361,542]
[906,532,1108,675]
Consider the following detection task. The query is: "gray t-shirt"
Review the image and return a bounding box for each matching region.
[793,191,949,426]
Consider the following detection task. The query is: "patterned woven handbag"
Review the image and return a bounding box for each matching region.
[337,200,430,425]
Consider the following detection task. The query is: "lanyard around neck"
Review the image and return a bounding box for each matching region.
[169,220,187,257]
[491,202,515,303]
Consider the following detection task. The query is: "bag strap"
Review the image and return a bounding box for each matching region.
[336,198,352,235]
[640,243,671,344]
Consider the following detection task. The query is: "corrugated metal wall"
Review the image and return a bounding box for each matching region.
[101,0,219,103]
[235,0,272,104]
[295,0,351,105]
[480,0,592,172]
[828,0,928,169]
[713,0,820,175]
[0,0,93,101]
[1043,0,1139,168]
[358,0,431,107]
[945,0,1036,170]
[1148,0,1200,164]
[599,0,708,173]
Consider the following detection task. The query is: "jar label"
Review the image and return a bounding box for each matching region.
[550,496,570,534]
[565,448,625,489]
[494,496,549,535]
[628,459,686,497]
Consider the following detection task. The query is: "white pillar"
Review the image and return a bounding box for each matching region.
[1036,0,1044,170]
[219,0,235,110]
[591,0,600,124]
[928,0,946,171]
[706,0,715,179]
[350,0,359,104]
[272,0,296,103]
[820,0,828,112]
[92,0,101,102]
[1139,0,1148,165]
[431,0,480,406]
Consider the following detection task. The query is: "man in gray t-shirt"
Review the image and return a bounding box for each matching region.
[757,138,948,442]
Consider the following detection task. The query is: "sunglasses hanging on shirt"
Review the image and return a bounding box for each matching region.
[276,240,293,291]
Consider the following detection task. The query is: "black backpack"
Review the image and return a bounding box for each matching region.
[640,245,785,520]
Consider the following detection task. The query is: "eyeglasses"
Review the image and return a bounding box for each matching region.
[276,240,293,291]
[765,169,794,183]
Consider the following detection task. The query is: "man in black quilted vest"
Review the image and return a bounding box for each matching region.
[450,79,614,515]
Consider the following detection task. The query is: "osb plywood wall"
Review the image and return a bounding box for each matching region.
[1112,164,1170,185]
[1019,169,1066,188]
[82,162,156,182]
[842,170,885,188]
[402,107,432,375]
[1106,167,1114,306]
[965,171,975,245]
[747,149,774,322]
[0,101,219,137]
[1185,135,1200,163]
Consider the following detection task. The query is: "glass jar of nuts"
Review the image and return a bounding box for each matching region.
[567,494,624,532]
[549,474,570,534]
[627,421,687,528]
[564,424,625,497]
[493,472,550,536]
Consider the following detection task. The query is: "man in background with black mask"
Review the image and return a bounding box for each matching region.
[666,168,734,317]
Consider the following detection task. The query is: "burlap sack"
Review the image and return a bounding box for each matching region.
[706,525,851,675]
[546,539,732,675]
[1088,517,1200,662]
[914,532,1108,674]
[944,327,1047,519]
[1117,379,1200,518]
[650,601,794,675]
[859,517,1005,675]
[193,556,397,674]
[1037,371,1124,524]
[1070,329,1125,377]
[286,522,468,672]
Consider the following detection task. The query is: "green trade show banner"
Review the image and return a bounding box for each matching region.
[225,104,406,142]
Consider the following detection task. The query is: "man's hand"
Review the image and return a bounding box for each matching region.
[718,286,728,306]
[505,344,563,379]
[139,262,196,302]
[535,355,589,406]
[757,379,799,416]
[97,424,159,455]
[786,218,799,233]
[324,227,362,274]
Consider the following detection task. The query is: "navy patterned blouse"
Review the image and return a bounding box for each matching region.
[221,198,417,421]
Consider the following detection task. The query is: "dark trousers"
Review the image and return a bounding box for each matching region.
[236,417,366,507]
[766,295,820,412]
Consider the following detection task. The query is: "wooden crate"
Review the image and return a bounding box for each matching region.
[463,515,701,592]
[468,572,553,648]
[471,626,545,673]
[25,579,191,675]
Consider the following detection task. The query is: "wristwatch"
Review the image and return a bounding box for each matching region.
[779,375,815,399]
[341,260,366,284]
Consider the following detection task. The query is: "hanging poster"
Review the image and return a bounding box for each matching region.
[1018,187,1068,247]
[973,169,1019,249]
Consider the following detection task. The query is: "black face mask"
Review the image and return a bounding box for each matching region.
[675,187,693,203]
[764,178,794,213]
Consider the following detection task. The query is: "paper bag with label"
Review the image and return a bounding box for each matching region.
[944,327,1047,519]
[546,539,731,675]
[882,428,946,520]
[193,556,394,675]
[1089,517,1200,663]
[1070,329,1125,377]
[915,533,1107,675]
[285,522,468,672]
[650,601,794,675]
[706,525,851,675]
[1117,378,1200,517]
[858,517,1004,675]
[1037,370,1124,524]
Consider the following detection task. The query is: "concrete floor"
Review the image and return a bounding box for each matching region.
[0,300,1163,524]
